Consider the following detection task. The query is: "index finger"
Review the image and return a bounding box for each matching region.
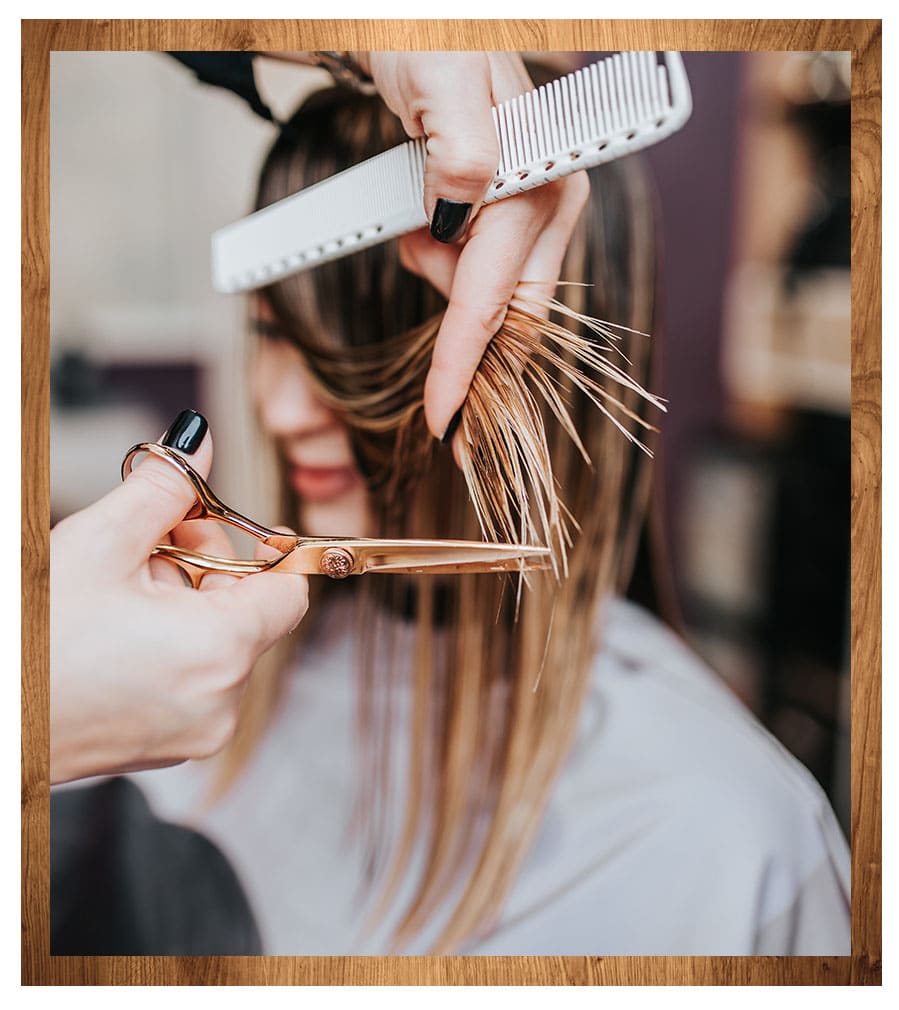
[422,189,557,440]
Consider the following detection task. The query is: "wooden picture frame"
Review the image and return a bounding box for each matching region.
[22,18,881,986]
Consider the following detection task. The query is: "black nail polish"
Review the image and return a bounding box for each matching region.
[441,407,463,445]
[430,199,472,244]
[162,409,208,454]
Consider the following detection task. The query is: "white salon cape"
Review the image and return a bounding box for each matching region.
[132,597,850,955]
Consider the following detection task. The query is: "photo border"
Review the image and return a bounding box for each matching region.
[21,18,882,986]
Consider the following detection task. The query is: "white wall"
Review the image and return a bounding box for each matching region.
[50,52,326,518]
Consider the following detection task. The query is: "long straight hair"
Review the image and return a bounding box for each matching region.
[214,78,660,952]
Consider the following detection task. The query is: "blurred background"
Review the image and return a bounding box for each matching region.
[50,51,851,831]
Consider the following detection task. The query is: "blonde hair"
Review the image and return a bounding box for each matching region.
[215,80,661,952]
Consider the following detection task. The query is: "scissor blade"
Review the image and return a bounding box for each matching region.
[274,538,551,577]
[380,556,552,575]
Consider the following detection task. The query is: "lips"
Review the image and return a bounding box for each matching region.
[289,464,359,503]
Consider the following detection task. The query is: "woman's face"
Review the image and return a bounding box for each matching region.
[251,298,372,539]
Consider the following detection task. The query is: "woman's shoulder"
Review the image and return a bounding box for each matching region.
[485,597,850,955]
[572,599,848,839]
[581,596,839,830]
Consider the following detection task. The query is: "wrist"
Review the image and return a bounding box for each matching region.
[314,52,376,94]
[258,51,376,94]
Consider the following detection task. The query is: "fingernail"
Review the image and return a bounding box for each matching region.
[441,407,463,445]
[430,199,472,244]
[161,409,208,455]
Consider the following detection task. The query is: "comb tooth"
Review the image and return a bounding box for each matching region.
[543,80,558,156]
[589,62,604,136]
[638,52,653,121]
[614,53,628,131]
[575,67,590,145]
[492,106,503,174]
[568,70,580,146]
[559,73,573,149]
[533,84,545,160]
[513,96,525,166]
[510,95,524,167]
[548,80,560,151]
[628,52,645,124]
[641,52,656,119]
[614,54,627,132]
[538,82,552,160]
[621,53,636,130]
[561,74,573,147]
[408,138,425,194]
[524,90,537,165]
[574,71,586,145]
[504,101,515,169]
[621,53,634,125]
[497,98,508,169]
[639,51,652,122]
[556,75,567,148]
[553,80,565,149]
[496,102,511,175]
[579,68,591,142]
[507,100,518,168]
[521,94,534,164]
[646,52,661,117]
[658,61,672,110]
[644,51,657,119]
[527,92,538,163]
[562,72,579,148]
[653,52,667,115]
[603,58,618,133]
[498,98,511,171]
[509,96,521,167]
[511,96,522,167]
[545,79,561,150]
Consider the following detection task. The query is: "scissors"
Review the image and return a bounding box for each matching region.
[122,442,551,588]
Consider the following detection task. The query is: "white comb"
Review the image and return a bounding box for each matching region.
[212,51,692,294]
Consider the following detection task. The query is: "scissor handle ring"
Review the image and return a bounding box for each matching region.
[122,442,215,520]
[121,442,286,543]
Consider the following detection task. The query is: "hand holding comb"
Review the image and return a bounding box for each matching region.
[211,51,692,294]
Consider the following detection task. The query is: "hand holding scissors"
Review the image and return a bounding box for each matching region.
[121,441,551,589]
[51,415,310,784]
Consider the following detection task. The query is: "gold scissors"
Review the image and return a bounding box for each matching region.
[122,442,551,588]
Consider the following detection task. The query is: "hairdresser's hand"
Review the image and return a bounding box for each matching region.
[50,410,309,785]
[357,51,590,443]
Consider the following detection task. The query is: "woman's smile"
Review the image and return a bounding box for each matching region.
[288,462,360,504]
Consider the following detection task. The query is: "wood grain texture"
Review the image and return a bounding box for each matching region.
[847,18,882,988]
[22,18,881,987]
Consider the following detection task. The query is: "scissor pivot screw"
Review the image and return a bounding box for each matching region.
[320,547,354,579]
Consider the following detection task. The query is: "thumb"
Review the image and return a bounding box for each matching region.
[91,409,214,564]
[206,525,309,655]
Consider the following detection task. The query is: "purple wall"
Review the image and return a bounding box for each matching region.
[642,53,746,598]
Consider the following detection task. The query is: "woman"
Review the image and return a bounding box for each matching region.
[122,79,852,956]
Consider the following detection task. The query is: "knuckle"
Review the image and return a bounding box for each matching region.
[447,298,508,346]
[189,629,233,675]
[427,139,498,190]
[127,463,189,510]
[480,302,509,337]
[189,607,249,673]
[190,708,239,759]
